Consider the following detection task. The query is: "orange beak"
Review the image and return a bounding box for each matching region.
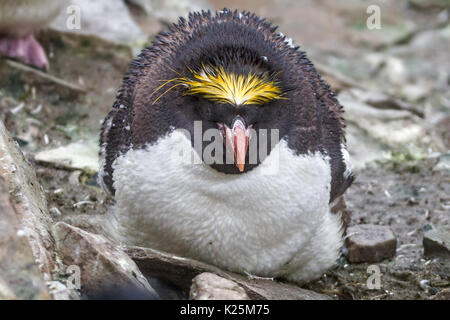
[233,122,248,172]
[220,117,250,172]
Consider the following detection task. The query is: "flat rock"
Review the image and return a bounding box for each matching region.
[190,273,249,300]
[0,176,50,300]
[52,222,159,299]
[423,225,450,258]
[0,120,55,282]
[346,224,397,263]
[35,140,99,172]
[125,246,332,300]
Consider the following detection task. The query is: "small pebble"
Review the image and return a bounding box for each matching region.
[419,279,430,291]
[190,273,249,300]
[423,225,450,258]
[346,224,397,263]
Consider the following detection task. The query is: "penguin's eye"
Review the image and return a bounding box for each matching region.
[152,64,287,106]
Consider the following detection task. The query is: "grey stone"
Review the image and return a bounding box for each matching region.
[47,281,80,300]
[126,246,332,300]
[52,222,159,299]
[34,140,99,172]
[0,176,51,300]
[423,225,450,258]
[346,224,397,263]
[190,273,249,300]
[0,119,56,286]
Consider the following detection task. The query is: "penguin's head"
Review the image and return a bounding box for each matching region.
[166,66,287,172]
[150,34,294,173]
[126,10,313,175]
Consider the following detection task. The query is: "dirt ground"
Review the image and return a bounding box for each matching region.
[0,0,448,300]
[307,161,450,299]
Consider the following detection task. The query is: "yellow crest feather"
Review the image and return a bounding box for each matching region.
[153,64,285,105]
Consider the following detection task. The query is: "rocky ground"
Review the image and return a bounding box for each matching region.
[0,0,449,300]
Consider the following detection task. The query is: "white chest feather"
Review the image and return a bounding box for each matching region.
[110,131,343,282]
